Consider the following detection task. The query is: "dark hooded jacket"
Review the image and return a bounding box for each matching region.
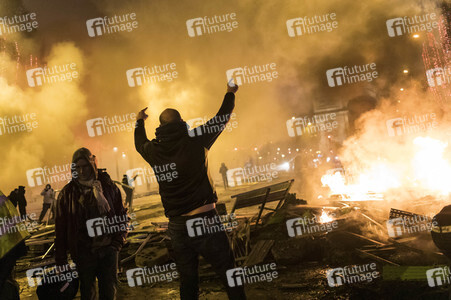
[55,148,128,266]
[135,92,235,217]
[7,190,18,207]
[17,187,27,208]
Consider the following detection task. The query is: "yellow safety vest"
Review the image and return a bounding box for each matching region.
[0,190,30,259]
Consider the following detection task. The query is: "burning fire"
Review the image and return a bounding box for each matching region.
[321,137,451,201]
[412,137,451,194]
[320,168,390,201]
[319,210,334,223]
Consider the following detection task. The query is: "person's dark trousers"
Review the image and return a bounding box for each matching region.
[122,186,134,209]
[168,209,246,300]
[18,205,26,220]
[75,246,119,300]
[221,175,228,189]
[38,203,51,223]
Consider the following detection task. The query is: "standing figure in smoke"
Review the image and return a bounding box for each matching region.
[134,83,246,299]
[219,163,229,189]
[55,148,128,300]
[38,184,55,223]
[121,174,137,209]
[7,188,19,208]
[17,186,27,220]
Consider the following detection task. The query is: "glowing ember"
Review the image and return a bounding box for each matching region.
[319,210,334,223]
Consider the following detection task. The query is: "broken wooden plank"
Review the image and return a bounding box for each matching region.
[151,222,168,228]
[359,212,387,232]
[344,231,386,246]
[28,230,55,239]
[244,240,275,266]
[365,247,397,252]
[121,233,155,264]
[280,283,310,289]
[41,243,54,259]
[355,248,399,266]
[26,238,54,246]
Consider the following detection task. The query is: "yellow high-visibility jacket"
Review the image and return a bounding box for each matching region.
[0,190,30,259]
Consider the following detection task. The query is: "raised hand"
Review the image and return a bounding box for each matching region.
[137,107,149,121]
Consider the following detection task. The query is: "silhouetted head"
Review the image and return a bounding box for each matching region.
[159,108,182,126]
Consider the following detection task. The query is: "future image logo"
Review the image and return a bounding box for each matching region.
[86,214,135,237]
[386,218,404,237]
[186,217,205,237]
[26,263,78,287]
[26,64,79,87]
[386,215,436,238]
[186,13,238,37]
[286,113,338,137]
[0,13,39,36]
[286,13,338,37]
[226,264,278,287]
[26,164,74,187]
[386,113,438,137]
[125,163,178,187]
[327,263,379,287]
[326,63,378,87]
[26,68,44,87]
[126,63,178,87]
[227,168,245,187]
[0,114,38,136]
[286,215,338,237]
[386,14,438,37]
[86,13,138,37]
[186,117,206,137]
[186,214,237,237]
[86,113,136,137]
[186,114,238,138]
[226,164,278,187]
[226,63,278,86]
[126,264,179,287]
[427,267,451,287]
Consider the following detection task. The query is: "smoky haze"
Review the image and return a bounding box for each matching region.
[0,0,445,202]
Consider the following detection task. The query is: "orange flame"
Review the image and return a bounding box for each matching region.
[319,210,334,223]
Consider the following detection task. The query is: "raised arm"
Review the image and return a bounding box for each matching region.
[134,107,153,162]
[196,84,239,149]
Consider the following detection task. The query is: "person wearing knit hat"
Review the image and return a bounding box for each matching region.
[55,147,128,300]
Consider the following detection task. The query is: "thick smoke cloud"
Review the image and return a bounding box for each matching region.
[0,0,445,201]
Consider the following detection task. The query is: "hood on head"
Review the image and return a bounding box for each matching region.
[155,121,188,143]
[71,147,98,181]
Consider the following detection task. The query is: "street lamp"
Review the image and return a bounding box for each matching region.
[113,147,119,180]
